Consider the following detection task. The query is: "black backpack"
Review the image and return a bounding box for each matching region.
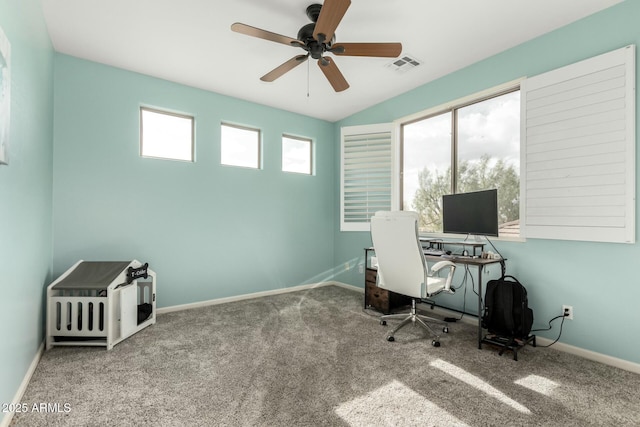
[482,275,533,339]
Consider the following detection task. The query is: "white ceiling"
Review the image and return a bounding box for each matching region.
[41,0,622,122]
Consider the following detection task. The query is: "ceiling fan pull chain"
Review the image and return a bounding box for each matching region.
[307,58,310,98]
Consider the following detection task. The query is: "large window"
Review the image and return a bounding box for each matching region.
[401,88,521,236]
[140,107,194,162]
[221,123,261,169]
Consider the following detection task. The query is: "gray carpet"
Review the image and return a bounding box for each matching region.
[12,285,640,426]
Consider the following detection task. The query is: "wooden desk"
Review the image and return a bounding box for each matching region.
[425,255,505,349]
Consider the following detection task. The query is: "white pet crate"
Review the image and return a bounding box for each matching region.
[46,259,156,350]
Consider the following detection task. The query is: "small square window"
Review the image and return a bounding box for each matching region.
[140,107,194,162]
[221,123,261,169]
[282,135,312,175]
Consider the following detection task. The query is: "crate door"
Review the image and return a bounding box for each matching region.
[120,284,138,338]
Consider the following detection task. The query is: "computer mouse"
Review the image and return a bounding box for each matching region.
[445,250,452,255]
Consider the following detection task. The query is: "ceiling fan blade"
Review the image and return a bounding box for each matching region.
[317,57,349,92]
[231,23,304,47]
[313,0,351,44]
[261,55,309,82]
[331,42,402,58]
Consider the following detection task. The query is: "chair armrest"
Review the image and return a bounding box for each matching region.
[429,260,457,292]
[430,260,456,273]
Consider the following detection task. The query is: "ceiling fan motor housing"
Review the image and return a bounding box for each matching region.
[297,23,334,59]
[306,4,322,22]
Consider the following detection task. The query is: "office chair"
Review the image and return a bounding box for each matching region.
[370,211,456,346]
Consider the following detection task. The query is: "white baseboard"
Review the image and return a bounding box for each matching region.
[534,337,640,374]
[330,281,363,293]
[1,342,44,427]
[157,281,353,314]
[160,282,640,374]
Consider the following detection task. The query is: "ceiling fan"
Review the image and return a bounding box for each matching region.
[231,0,402,92]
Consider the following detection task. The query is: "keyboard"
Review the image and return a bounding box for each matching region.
[423,249,445,256]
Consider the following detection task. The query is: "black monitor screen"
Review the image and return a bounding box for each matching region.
[442,189,499,237]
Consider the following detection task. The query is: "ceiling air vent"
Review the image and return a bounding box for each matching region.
[387,55,422,73]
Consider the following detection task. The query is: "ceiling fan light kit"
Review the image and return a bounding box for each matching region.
[231,0,402,92]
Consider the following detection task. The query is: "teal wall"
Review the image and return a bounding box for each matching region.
[0,0,54,417]
[333,0,640,364]
[52,55,335,307]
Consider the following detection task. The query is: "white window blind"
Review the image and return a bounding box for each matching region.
[521,45,635,243]
[341,124,393,231]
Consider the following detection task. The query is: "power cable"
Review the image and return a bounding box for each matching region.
[532,314,567,347]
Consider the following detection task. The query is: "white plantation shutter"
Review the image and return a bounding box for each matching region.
[341,124,393,231]
[521,45,635,243]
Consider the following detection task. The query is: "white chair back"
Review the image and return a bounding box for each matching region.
[370,211,428,299]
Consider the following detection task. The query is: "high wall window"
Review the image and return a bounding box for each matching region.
[282,135,312,175]
[401,88,521,237]
[140,107,194,162]
[221,123,261,169]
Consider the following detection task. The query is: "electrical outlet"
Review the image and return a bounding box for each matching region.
[563,305,573,320]
[358,264,364,274]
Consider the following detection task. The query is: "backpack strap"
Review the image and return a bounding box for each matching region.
[498,282,516,336]
[499,260,506,278]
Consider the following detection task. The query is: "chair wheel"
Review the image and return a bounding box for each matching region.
[387,336,395,342]
[443,327,449,333]
[432,340,440,347]
[380,320,387,326]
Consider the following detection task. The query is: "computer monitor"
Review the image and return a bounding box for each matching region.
[442,189,499,237]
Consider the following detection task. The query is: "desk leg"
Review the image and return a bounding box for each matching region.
[477,266,483,349]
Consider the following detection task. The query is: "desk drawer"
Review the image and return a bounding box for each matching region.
[365,281,388,312]
[365,278,410,314]
[365,269,377,284]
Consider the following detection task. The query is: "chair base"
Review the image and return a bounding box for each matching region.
[380,299,448,346]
